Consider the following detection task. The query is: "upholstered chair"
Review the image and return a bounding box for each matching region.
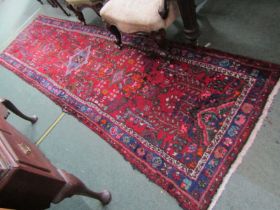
[100,0,180,48]
[65,0,104,25]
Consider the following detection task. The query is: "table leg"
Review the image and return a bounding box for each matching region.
[0,98,38,124]
[53,169,112,205]
[176,0,200,42]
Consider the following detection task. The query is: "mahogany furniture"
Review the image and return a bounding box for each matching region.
[0,99,111,209]
[66,0,200,43]
[0,98,38,123]
[65,0,104,25]
[177,0,199,42]
[37,0,71,16]
[100,0,179,49]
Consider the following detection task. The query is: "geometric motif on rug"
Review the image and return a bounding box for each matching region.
[0,16,279,210]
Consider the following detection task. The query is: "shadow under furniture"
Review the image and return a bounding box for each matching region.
[0,99,111,209]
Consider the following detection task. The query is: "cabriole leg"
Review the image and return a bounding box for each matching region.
[0,98,38,124]
[53,169,112,205]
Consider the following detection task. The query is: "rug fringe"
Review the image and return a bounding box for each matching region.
[208,78,280,210]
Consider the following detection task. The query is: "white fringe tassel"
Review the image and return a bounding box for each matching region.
[208,78,280,210]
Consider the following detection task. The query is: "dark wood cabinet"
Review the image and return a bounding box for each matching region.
[0,101,111,209]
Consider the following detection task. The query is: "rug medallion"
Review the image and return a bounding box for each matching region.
[0,16,279,210]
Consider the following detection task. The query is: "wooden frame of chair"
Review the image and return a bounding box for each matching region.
[66,1,104,25]
[105,0,170,49]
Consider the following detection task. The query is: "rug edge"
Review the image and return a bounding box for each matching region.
[35,15,280,70]
[208,78,280,210]
[1,15,280,210]
[0,10,40,52]
[0,57,198,210]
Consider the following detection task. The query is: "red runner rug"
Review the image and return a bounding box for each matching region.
[1,16,279,210]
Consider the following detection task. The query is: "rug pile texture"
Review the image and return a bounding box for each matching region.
[1,16,279,210]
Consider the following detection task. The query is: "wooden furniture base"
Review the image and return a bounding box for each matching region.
[66,1,103,25]
[39,0,200,43]
[0,99,111,209]
[0,98,37,124]
[177,0,200,43]
[37,0,71,16]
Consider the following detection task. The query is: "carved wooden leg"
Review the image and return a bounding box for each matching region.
[47,0,57,7]
[53,169,112,205]
[52,0,71,16]
[0,98,38,124]
[158,0,169,19]
[67,4,86,25]
[176,0,200,43]
[108,25,122,49]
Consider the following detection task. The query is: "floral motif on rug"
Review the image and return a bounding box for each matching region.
[1,16,279,210]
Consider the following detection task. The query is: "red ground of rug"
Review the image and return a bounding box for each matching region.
[1,16,279,210]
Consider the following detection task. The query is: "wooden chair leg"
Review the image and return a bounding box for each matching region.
[47,0,57,7]
[67,4,86,25]
[53,169,112,205]
[0,98,38,124]
[52,0,71,16]
[108,25,122,49]
[158,0,169,19]
[176,0,200,43]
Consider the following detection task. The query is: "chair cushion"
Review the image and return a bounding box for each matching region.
[100,0,179,33]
